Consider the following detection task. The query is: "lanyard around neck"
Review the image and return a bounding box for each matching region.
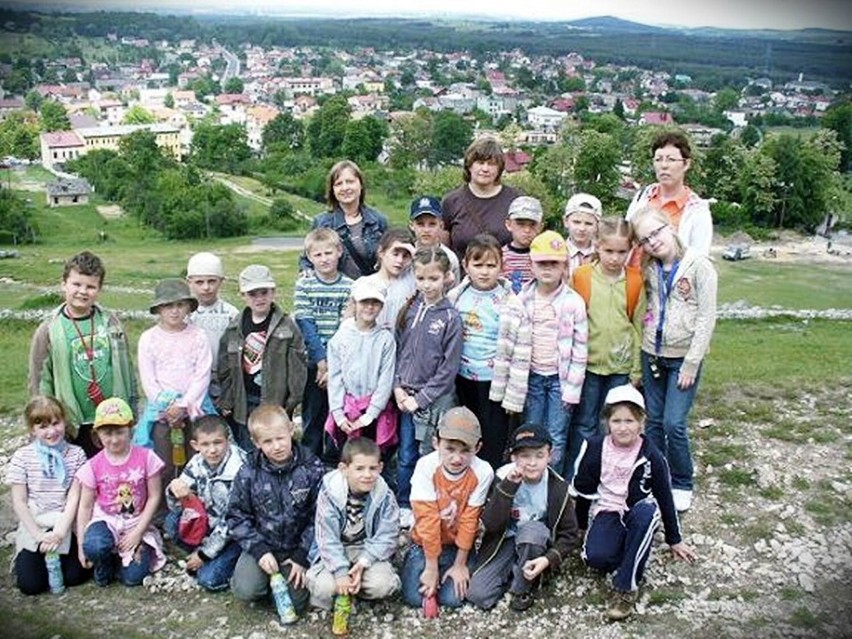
[654,261,680,355]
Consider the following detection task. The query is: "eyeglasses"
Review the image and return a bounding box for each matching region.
[653,156,686,164]
[637,225,668,247]
[245,288,272,297]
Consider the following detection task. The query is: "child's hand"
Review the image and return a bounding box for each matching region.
[521,557,549,581]
[340,418,356,435]
[283,559,306,589]
[258,552,279,575]
[418,564,439,597]
[353,416,371,431]
[79,547,92,569]
[347,562,365,594]
[335,574,352,595]
[185,551,204,573]
[402,396,419,413]
[506,465,523,484]
[393,387,409,410]
[316,361,329,388]
[677,371,696,390]
[670,542,697,563]
[442,563,470,600]
[39,529,63,553]
[168,478,192,499]
[164,404,187,424]
[118,528,144,555]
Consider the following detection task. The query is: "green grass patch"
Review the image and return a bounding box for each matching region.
[780,586,802,601]
[789,606,823,628]
[646,588,687,606]
[758,485,784,500]
[740,518,775,543]
[719,513,741,526]
[18,291,62,310]
[700,441,750,468]
[804,494,852,526]
[792,476,811,490]
[718,467,757,488]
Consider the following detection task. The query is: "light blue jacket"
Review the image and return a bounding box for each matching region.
[309,468,400,578]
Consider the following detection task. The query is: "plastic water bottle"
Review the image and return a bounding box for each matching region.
[422,593,439,619]
[170,426,187,469]
[45,551,65,594]
[332,593,352,636]
[270,573,298,625]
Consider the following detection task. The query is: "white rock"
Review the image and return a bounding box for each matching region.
[798,573,815,593]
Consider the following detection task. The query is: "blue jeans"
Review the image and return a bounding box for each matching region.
[83,521,151,587]
[568,372,630,481]
[583,500,660,592]
[163,511,241,591]
[401,544,475,609]
[641,353,700,491]
[397,412,418,509]
[300,365,328,458]
[524,372,572,476]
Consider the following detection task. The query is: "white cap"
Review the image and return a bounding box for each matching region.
[239,264,276,293]
[604,384,645,410]
[350,278,386,304]
[187,252,225,278]
[564,193,603,219]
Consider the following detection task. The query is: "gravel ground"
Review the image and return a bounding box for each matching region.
[0,383,850,639]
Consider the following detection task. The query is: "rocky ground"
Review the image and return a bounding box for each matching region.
[0,382,850,639]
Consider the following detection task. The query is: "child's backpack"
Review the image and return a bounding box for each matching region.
[572,264,644,320]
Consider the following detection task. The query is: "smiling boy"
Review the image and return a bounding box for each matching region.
[467,423,579,611]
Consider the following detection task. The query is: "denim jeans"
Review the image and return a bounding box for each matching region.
[397,393,455,508]
[567,372,630,481]
[300,365,328,458]
[83,521,151,587]
[524,372,573,476]
[400,543,475,608]
[641,352,700,491]
[163,511,241,591]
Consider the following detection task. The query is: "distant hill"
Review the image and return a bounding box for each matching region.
[562,15,665,34]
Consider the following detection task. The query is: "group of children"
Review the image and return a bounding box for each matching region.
[10,188,717,625]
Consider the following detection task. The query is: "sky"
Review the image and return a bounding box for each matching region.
[22,0,852,32]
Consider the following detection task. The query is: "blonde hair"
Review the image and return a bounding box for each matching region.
[305,227,343,254]
[630,205,685,268]
[248,404,292,438]
[25,395,74,439]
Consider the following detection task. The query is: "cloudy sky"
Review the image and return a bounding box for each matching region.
[30,0,852,31]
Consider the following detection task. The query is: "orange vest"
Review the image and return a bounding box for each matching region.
[572,264,644,321]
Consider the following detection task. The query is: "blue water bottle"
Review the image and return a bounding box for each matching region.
[270,572,298,624]
[45,551,65,594]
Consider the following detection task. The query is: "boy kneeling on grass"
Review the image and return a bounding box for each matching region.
[570,384,696,622]
[226,404,325,620]
[467,423,579,612]
[165,415,246,591]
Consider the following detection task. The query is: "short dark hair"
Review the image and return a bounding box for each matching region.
[463,233,503,265]
[340,437,381,464]
[463,136,505,184]
[651,131,693,161]
[326,160,366,210]
[63,251,105,285]
[191,414,230,440]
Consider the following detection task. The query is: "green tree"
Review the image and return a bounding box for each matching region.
[0,189,36,245]
[39,101,70,132]
[713,88,740,113]
[122,105,157,124]
[191,122,252,172]
[25,90,43,112]
[306,95,351,158]
[701,135,744,204]
[613,98,625,121]
[262,112,305,154]
[739,124,761,148]
[821,101,852,172]
[342,115,386,163]
[163,92,175,109]
[429,110,472,168]
[389,110,433,170]
[573,129,621,206]
[0,112,40,160]
[737,150,776,227]
[223,77,245,94]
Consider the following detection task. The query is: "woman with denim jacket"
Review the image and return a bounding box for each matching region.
[300,160,389,280]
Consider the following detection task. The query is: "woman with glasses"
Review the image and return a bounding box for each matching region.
[626,131,713,257]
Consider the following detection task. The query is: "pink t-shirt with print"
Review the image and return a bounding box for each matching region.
[76,445,164,519]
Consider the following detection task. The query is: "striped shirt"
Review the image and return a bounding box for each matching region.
[6,441,87,514]
[294,271,354,362]
[530,288,559,374]
[501,244,534,294]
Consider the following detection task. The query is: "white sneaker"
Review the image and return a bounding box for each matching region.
[671,489,693,513]
[399,507,414,529]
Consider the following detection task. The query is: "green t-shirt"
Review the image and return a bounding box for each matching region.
[60,311,115,423]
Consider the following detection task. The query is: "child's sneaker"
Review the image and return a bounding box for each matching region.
[399,507,414,529]
[93,559,114,587]
[509,591,534,611]
[606,590,637,621]
[671,489,693,512]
